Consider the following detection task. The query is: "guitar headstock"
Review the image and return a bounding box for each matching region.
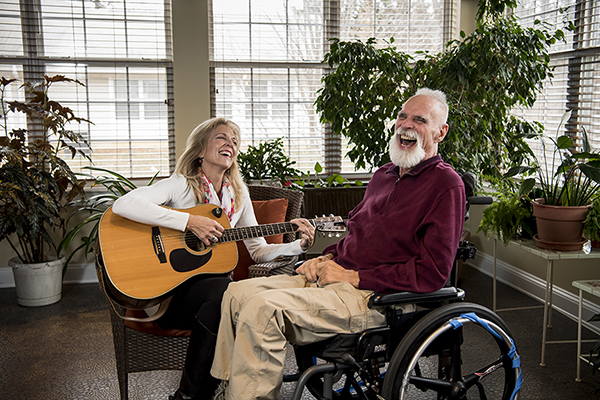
[313,216,346,235]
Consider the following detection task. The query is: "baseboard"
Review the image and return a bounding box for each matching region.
[0,262,98,288]
[469,252,600,335]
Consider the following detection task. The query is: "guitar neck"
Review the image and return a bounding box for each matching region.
[219,221,302,243]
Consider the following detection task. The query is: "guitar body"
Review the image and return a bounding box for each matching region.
[98,204,238,306]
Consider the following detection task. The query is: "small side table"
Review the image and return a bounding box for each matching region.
[492,237,600,366]
[572,280,600,382]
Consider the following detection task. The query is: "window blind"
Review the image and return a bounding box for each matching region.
[0,0,174,179]
[514,0,600,168]
[210,0,449,175]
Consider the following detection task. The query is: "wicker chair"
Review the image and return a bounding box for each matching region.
[100,184,304,400]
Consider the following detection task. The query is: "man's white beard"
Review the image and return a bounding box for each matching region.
[389,129,426,169]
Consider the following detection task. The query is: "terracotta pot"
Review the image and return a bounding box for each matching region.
[531,199,590,250]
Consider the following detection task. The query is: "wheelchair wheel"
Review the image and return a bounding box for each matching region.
[382,302,521,400]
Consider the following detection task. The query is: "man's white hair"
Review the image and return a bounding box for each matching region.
[408,88,449,125]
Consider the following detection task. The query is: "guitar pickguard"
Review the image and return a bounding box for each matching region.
[169,248,213,272]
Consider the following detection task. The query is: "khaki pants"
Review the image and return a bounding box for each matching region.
[210,274,386,400]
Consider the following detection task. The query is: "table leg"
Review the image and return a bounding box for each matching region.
[540,259,552,367]
[577,288,583,382]
[548,261,554,328]
[493,238,497,312]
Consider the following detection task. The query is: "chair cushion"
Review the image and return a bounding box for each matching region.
[232,198,289,280]
[123,309,192,337]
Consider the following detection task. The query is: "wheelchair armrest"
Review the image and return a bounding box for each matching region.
[467,196,493,205]
[368,287,464,308]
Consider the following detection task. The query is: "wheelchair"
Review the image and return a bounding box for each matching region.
[285,241,522,400]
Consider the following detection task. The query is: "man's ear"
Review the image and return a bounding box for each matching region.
[436,124,449,142]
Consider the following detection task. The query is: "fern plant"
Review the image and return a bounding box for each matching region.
[477,180,534,246]
[583,197,600,244]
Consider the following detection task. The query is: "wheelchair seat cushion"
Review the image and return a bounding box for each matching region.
[295,333,360,363]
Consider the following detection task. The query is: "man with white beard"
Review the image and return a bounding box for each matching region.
[210,88,466,400]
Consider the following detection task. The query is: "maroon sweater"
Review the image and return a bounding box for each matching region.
[323,156,466,293]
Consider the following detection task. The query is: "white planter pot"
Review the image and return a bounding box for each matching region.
[9,257,64,307]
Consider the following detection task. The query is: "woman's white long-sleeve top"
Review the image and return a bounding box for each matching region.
[111,174,304,263]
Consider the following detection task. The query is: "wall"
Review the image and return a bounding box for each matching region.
[172,0,212,160]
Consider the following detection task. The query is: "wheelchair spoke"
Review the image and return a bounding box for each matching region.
[462,356,507,389]
[447,328,464,382]
[409,375,453,393]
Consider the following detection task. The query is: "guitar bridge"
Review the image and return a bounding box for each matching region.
[152,226,167,263]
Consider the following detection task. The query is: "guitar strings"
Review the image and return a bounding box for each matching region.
[144,217,341,246]
[149,221,300,246]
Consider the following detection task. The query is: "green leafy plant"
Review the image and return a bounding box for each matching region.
[508,114,600,207]
[314,0,567,178]
[58,166,160,269]
[292,162,364,188]
[477,179,535,246]
[583,196,600,243]
[237,138,302,186]
[0,75,91,265]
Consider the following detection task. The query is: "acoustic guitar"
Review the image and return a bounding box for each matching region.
[97,204,344,309]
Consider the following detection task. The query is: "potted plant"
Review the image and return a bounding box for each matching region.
[508,115,600,250]
[0,75,91,306]
[237,137,302,187]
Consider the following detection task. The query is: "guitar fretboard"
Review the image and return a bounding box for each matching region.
[219,222,297,243]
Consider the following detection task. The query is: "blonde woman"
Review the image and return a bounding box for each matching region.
[112,117,314,400]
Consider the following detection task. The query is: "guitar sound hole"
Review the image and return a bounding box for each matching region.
[184,231,206,252]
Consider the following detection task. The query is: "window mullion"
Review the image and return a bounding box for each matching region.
[323,0,342,175]
[20,0,45,141]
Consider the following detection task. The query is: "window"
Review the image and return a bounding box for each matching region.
[0,0,174,179]
[210,0,454,175]
[514,0,600,168]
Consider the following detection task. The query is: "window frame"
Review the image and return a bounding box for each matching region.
[0,0,175,179]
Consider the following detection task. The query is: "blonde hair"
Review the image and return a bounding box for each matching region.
[174,117,246,206]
